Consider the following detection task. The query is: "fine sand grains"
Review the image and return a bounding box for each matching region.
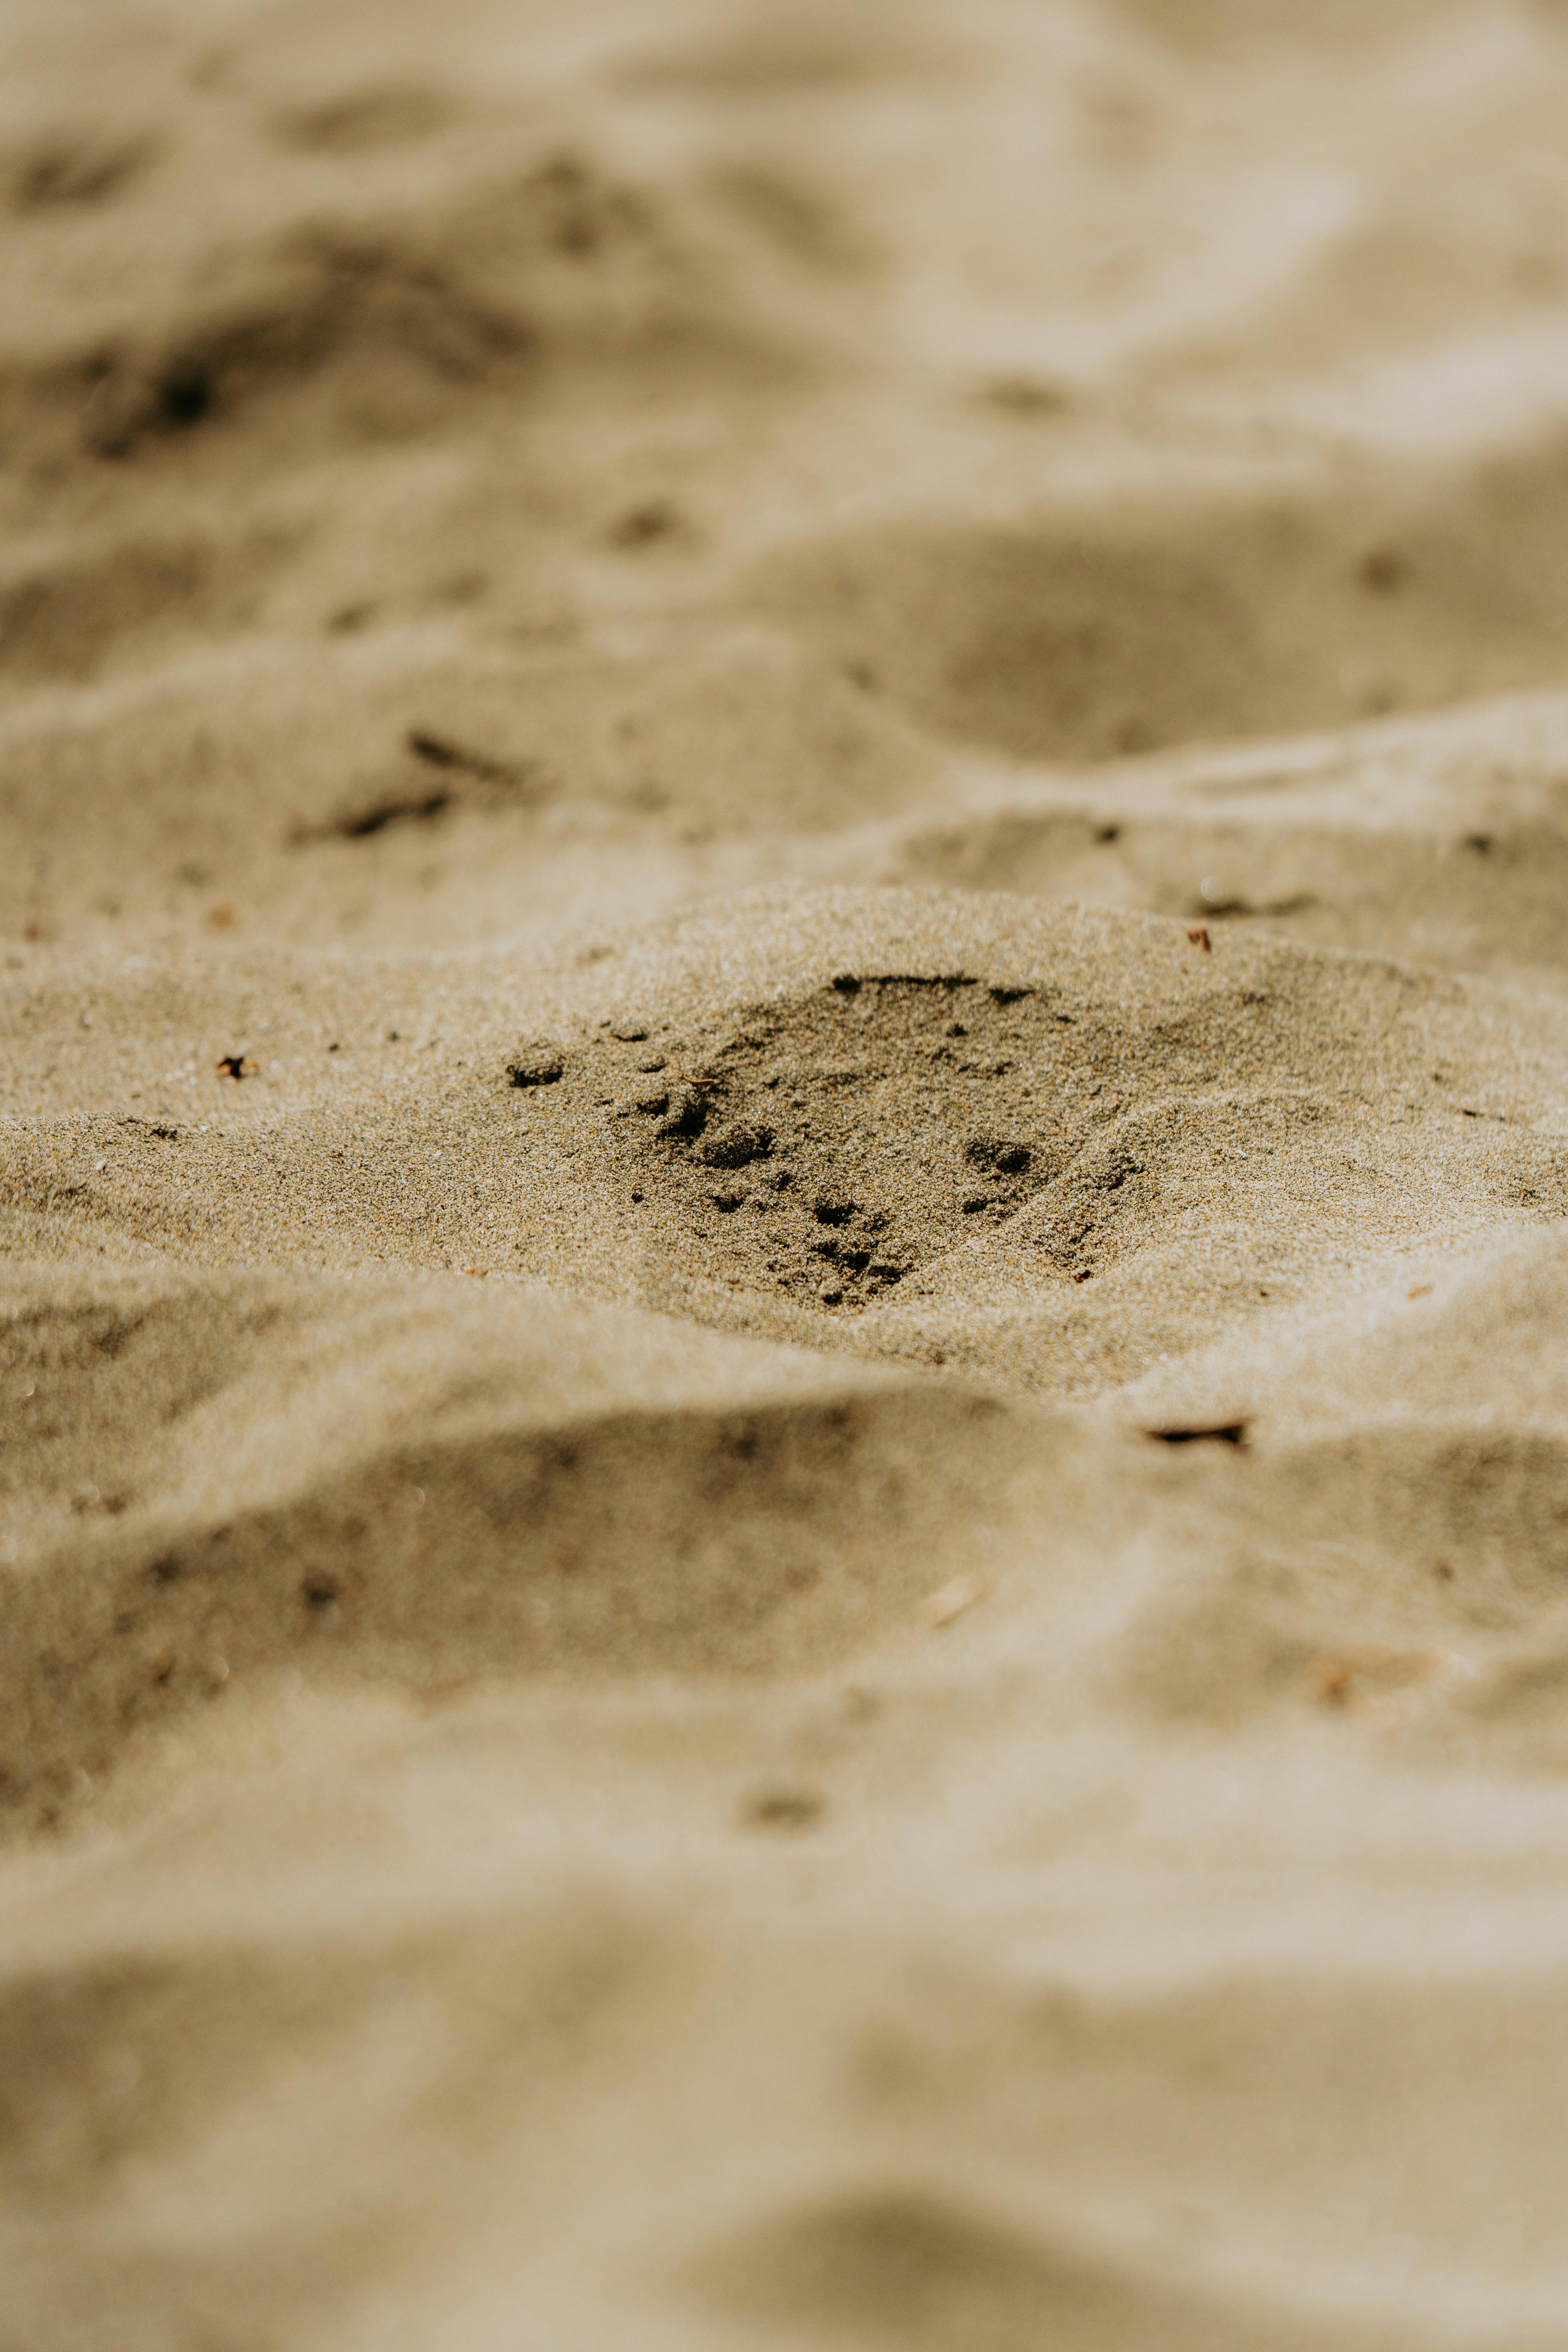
[8,3,1568,2349]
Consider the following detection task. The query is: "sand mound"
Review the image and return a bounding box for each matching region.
[460,887,1564,1382]
[6,886,1566,1386]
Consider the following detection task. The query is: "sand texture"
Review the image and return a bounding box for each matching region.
[9,1,1568,2345]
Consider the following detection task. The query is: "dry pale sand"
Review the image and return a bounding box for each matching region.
[8,0,1568,2344]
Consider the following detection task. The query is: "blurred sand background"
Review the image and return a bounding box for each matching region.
[7,0,1568,2344]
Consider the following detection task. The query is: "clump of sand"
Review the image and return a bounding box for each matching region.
[8,2,1568,2347]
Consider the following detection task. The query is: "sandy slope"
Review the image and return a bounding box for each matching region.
[7,2,1568,2346]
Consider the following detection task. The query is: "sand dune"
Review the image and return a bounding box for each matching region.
[8,0,1568,2346]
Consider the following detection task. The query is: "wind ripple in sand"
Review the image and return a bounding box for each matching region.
[0,1261,1042,1839]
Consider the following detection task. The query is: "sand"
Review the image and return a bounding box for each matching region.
[6,0,1568,2344]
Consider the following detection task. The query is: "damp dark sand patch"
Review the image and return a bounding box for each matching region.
[558,974,1097,1314]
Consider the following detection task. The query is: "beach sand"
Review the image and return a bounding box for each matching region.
[7,2,1568,2344]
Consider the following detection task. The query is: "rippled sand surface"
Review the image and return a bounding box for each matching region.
[8,4,1568,2345]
